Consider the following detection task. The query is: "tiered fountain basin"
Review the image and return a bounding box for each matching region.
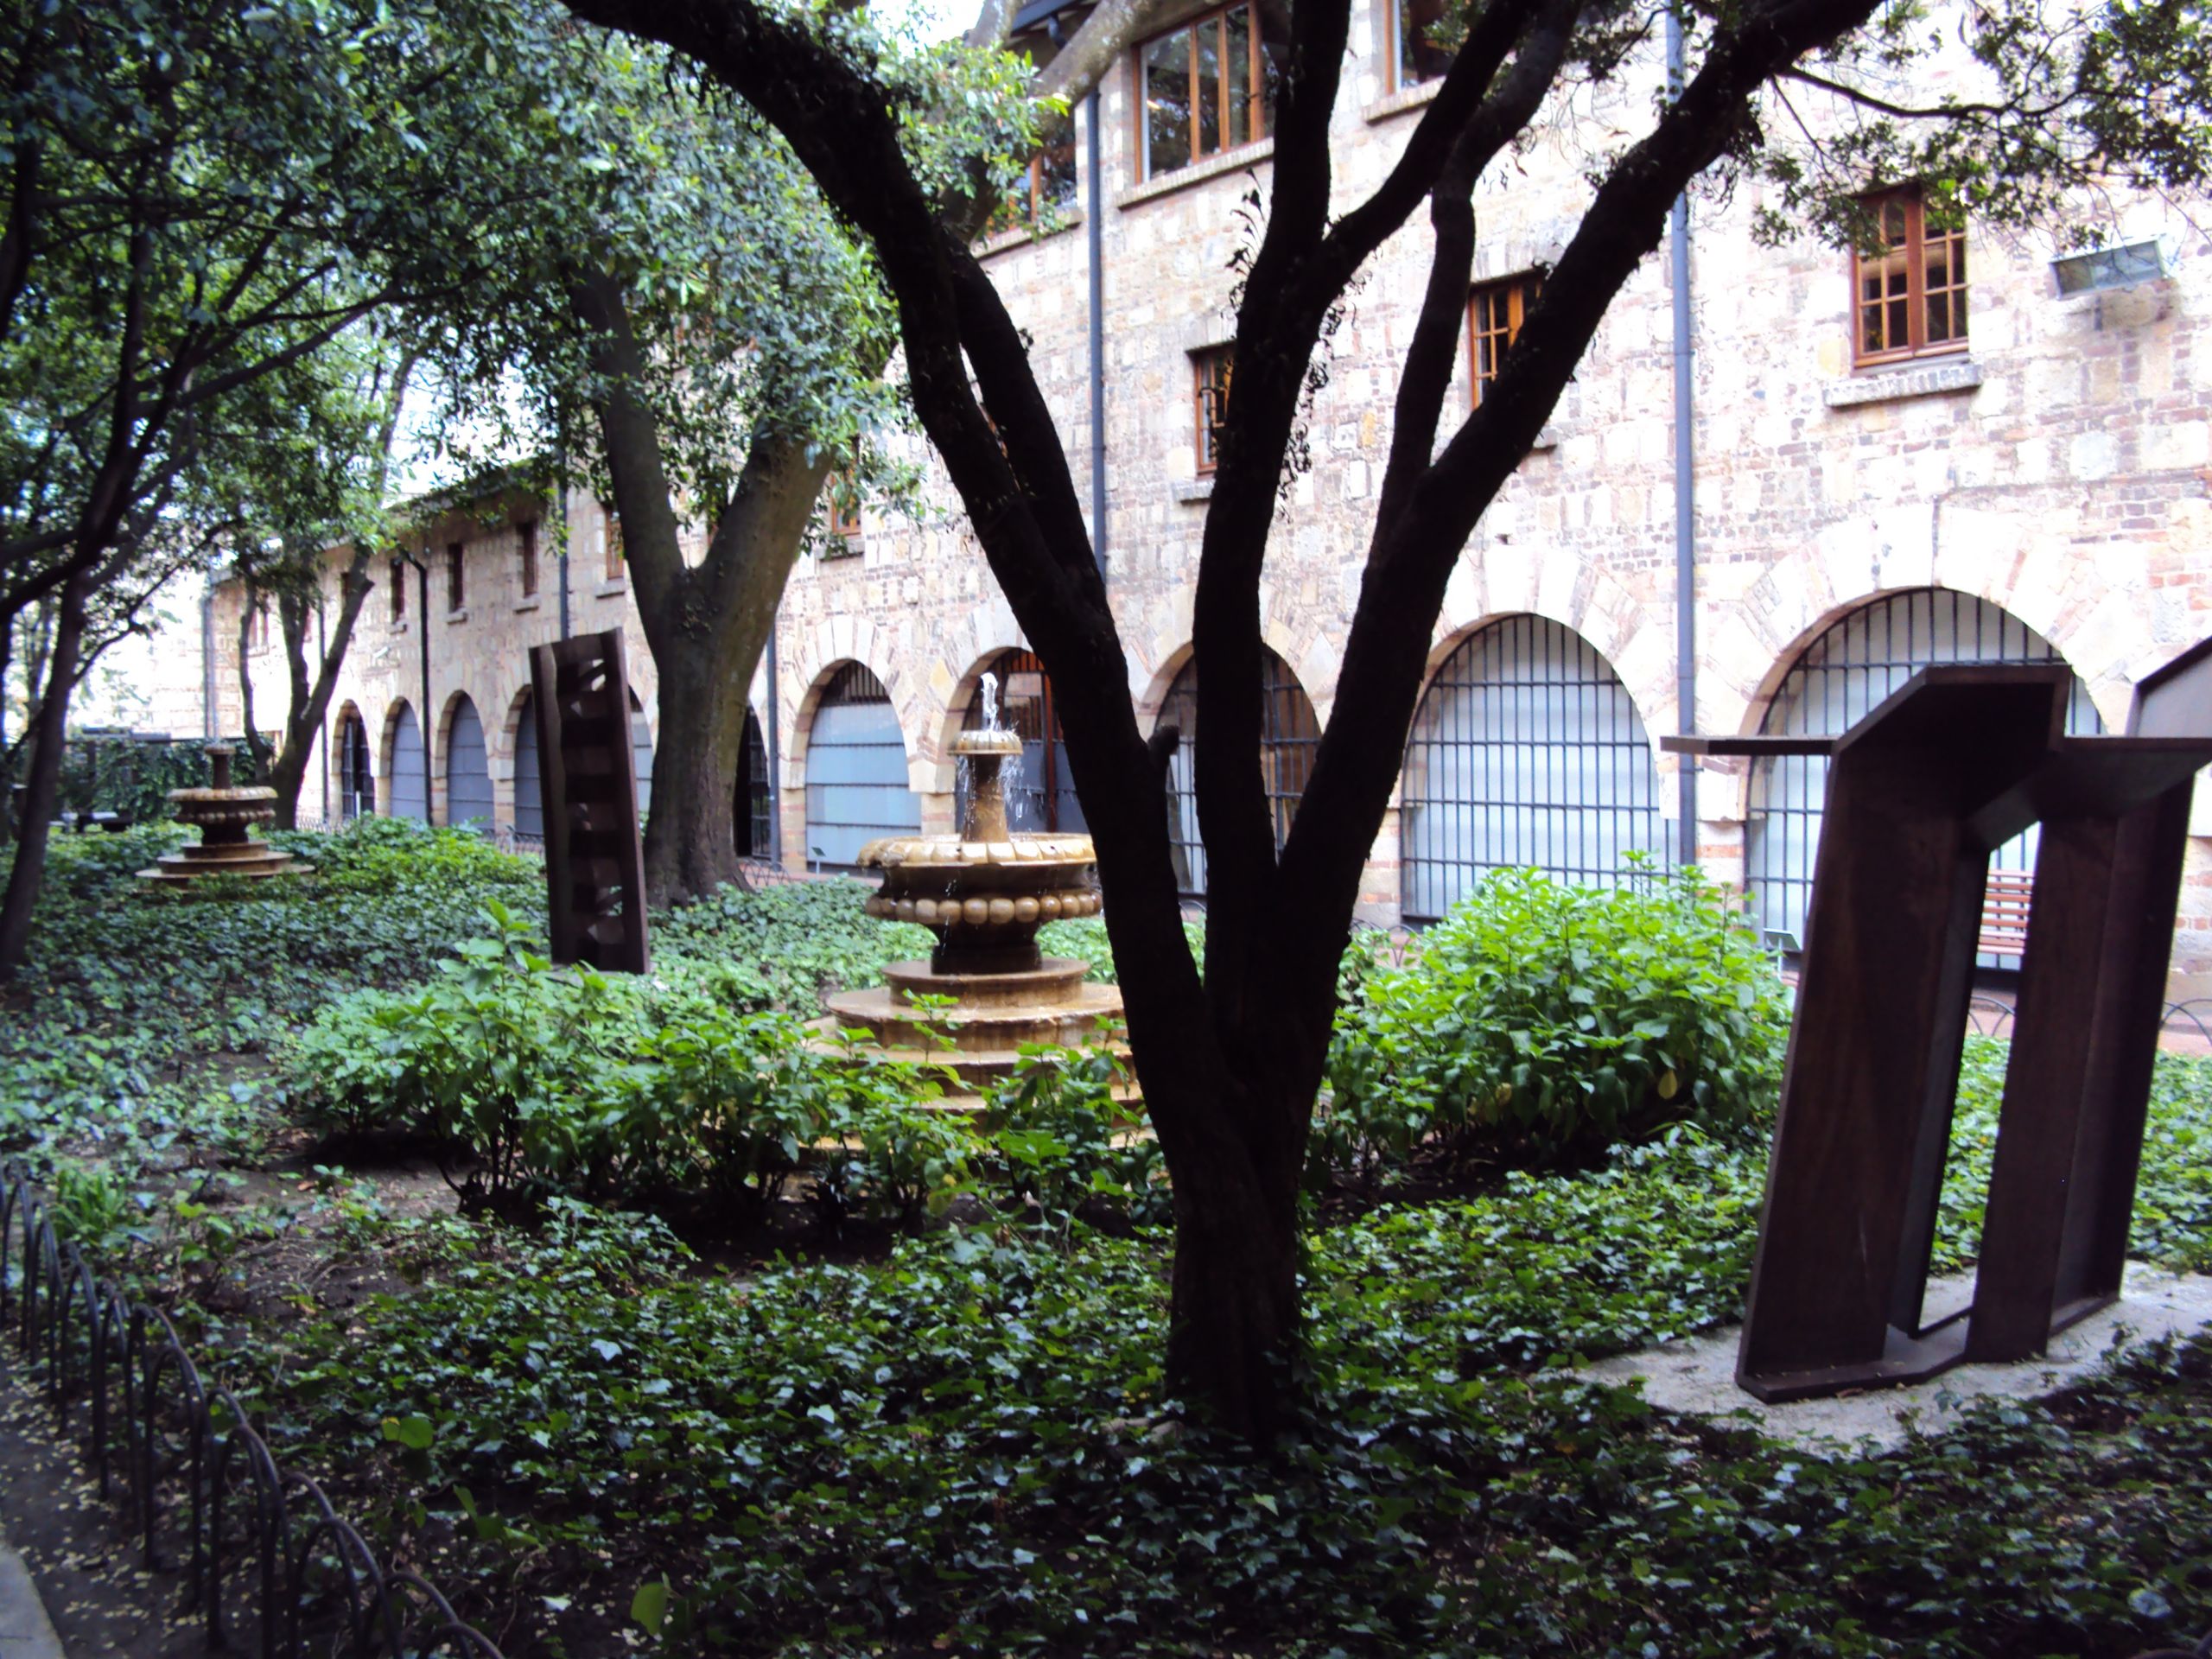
[815,726,1135,1110]
[137,744,308,887]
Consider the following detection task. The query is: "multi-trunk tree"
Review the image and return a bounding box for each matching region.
[563,0,2212,1434]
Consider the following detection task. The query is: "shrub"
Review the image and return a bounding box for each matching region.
[1034,913,1206,982]
[1319,862,1789,1177]
[980,1044,1166,1229]
[654,879,930,1014]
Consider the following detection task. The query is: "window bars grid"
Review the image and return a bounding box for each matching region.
[737,708,773,858]
[1160,647,1323,899]
[1747,588,2103,958]
[1399,614,1664,923]
[805,662,920,870]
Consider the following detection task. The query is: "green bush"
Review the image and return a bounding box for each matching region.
[1319,863,1790,1177]
[980,1044,1166,1229]
[654,879,930,1015]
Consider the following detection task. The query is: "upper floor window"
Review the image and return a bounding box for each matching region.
[248,594,272,652]
[1853,188,1967,367]
[1391,0,1470,89]
[991,112,1079,232]
[446,540,465,613]
[390,556,406,623]
[1139,2,1281,180]
[518,520,539,598]
[1192,346,1234,474]
[1468,272,1541,406]
[603,505,624,580]
[826,474,863,546]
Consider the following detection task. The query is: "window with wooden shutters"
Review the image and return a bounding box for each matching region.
[1467,273,1541,406]
[1138,2,1280,180]
[446,541,465,613]
[518,520,539,597]
[603,505,624,579]
[1853,188,1968,367]
[1192,346,1233,474]
[391,556,406,623]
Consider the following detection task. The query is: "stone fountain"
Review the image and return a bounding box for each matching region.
[137,744,309,887]
[821,709,1130,1107]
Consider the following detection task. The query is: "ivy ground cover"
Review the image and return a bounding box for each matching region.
[2,824,2209,1656]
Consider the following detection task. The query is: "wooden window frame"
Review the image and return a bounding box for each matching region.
[1466,272,1541,408]
[1851,188,1969,370]
[1135,1,1272,182]
[990,116,1080,233]
[826,474,863,543]
[390,556,406,623]
[603,505,624,580]
[446,540,465,613]
[518,519,539,598]
[1388,0,1460,92]
[1192,346,1234,475]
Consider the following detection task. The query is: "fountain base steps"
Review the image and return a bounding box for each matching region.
[137,842,308,884]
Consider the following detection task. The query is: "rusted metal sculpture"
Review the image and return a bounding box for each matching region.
[528,630,650,973]
[1665,639,2212,1402]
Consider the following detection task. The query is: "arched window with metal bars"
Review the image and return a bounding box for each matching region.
[1747,587,2103,960]
[1156,646,1322,899]
[337,710,374,821]
[512,690,543,842]
[1399,613,1663,922]
[958,649,1085,834]
[444,695,493,830]
[386,701,428,823]
[804,662,920,869]
[734,707,773,857]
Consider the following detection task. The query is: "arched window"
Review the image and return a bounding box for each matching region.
[734,707,772,857]
[959,649,1084,833]
[1399,614,1662,922]
[337,711,373,820]
[444,696,493,830]
[1748,588,2103,958]
[387,702,427,823]
[804,663,920,869]
[1157,646,1321,898]
[512,690,543,842]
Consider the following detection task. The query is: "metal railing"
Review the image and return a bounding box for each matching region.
[0,1160,504,1658]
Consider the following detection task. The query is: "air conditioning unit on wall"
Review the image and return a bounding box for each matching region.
[2050,238,2174,296]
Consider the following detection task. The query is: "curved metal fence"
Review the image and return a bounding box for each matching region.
[0,1159,504,1658]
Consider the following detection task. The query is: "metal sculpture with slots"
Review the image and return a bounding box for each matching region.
[1664,639,2212,1403]
[0,1160,505,1657]
[529,630,650,974]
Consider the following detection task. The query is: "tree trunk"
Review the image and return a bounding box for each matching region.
[0,568,88,979]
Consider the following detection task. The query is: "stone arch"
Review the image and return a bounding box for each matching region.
[798,658,923,869]
[785,622,931,793]
[381,698,427,823]
[503,684,543,841]
[440,690,493,830]
[333,700,373,821]
[1149,644,1325,898]
[1738,586,2106,956]
[1397,613,1667,920]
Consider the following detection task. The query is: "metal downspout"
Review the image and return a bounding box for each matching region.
[766,612,783,867]
[200,581,218,740]
[1668,11,1697,868]
[1086,87,1108,576]
[316,594,328,823]
[402,550,432,819]
[556,470,572,642]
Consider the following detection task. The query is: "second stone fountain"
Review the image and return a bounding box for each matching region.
[822,719,1130,1108]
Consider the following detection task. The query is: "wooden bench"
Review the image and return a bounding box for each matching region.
[1980,870,2035,959]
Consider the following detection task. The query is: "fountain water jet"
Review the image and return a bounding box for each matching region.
[820,680,1130,1108]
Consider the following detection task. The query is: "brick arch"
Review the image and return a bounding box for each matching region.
[1392,609,1671,810]
[924,642,1030,796]
[785,624,930,791]
[1135,613,1329,741]
[501,682,542,839]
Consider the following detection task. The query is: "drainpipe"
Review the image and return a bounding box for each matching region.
[1667,10,1697,868]
[555,462,572,642]
[766,611,783,866]
[316,591,329,824]
[1086,87,1109,577]
[401,549,432,817]
[200,580,218,741]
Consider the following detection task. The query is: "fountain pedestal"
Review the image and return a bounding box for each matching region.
[818,727,1134,1109]
[136,745,308,887]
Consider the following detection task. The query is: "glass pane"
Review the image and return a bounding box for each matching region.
[1398,0,1461,85]
[1226,5,1252,147]
[1195,16,1222,158]
[1145,30,1192,175]
[1038,112,1077,212]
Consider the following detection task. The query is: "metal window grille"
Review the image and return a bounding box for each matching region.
[339,714,374,820]
[512,690,543,840]
[1399,613,1663,923]
[958,650,1085,833]
[387,702,427,823]
[1747,588,2102,961]
[735,708,773,857]
[805,662,920,870]
[1158,646,1322,899]
[444,695,493,830]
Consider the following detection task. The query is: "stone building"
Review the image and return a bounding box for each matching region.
[123,0,2212,995]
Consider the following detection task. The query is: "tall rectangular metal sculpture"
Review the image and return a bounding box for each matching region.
[530,629,650,974]
[1665,643,2212,1402]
